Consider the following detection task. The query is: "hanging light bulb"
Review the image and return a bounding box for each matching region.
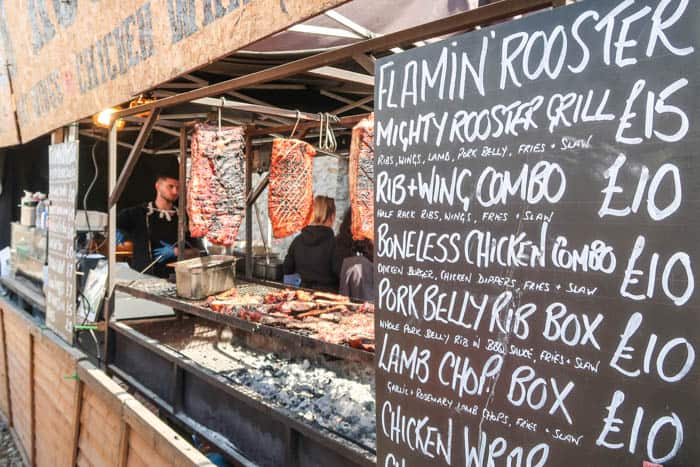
[129,93,157,118]
[92,107,125,130]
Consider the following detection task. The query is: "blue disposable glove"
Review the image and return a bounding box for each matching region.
[283,273,302,287]
[153,241,176,263]
[115,229,125,245]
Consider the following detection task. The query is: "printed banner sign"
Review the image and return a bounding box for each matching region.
[0,0,346,146]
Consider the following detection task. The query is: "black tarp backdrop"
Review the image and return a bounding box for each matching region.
[79,137,180,213]
[374,1,698,466]
[0,136,179,250]
[0,137,49,249]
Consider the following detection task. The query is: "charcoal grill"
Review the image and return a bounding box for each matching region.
[108,279,376,467]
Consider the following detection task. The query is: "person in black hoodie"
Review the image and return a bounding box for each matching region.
[335,209,374,301]
[283,195,340,291]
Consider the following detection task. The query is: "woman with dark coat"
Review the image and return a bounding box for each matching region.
[283,196,340,292]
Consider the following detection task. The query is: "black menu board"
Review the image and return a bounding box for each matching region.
[374,1,698,466]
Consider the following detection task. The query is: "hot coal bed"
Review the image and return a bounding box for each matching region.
[108,279,376,467]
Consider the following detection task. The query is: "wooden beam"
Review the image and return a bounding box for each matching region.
[155,82,203,89]
[178,128,187,261]
[333,95,374,115]
[246,113,368,137]
[79,130,159,154]
[226,91,291,125]
[153,126,181,138]
[352,53,376,75]
[320,90,373,112]
[192,97,321,122]
[246,174,269,206]
[244,130,253,280]
[114,0,555,119]
[108,108,161,208]
[307,66,374,87]
[181,73,208,85]
[152,135,182,153]
[245,84,307,91]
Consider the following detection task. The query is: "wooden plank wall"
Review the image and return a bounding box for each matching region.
[0,310,11,421]
[0,297,213,467]
[3,306,34,465]
[34,333,80,467]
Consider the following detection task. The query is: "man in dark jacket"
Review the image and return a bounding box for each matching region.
[283,196,340,291]
[117,174,201,278]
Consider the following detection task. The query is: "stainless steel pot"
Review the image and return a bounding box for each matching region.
[264,260,283,282]
[253,259,267,279]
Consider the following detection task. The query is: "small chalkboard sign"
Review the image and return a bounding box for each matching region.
[374,1,698,466]
[47,141,79,343]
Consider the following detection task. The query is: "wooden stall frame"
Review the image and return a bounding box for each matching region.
[95,0,568,461]
[0,297,214,467]
[104,0,561,305]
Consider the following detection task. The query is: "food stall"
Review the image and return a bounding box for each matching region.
[0,1,573,466]
[96,2,566,465]
[106,106,379,465]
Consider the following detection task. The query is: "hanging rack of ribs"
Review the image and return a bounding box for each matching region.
[268,138,316,238]
[349,114,374,241]
[188,124,246,245]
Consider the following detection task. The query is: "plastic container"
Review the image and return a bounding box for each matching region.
[35,195,48,230]
[20,191,37,226]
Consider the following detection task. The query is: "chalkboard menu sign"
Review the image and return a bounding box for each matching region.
[47,141,79,343]
[374,1,698,466]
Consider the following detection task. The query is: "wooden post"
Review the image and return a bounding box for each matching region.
[69,380,84,466]
[108,108,161,208]
[50,128,65,145]
[28,333,35,466]
[178,128,187,261]
[117,420,130,467]
[104,123,118,368]
[0,308,12,427]
[245,130,253,279]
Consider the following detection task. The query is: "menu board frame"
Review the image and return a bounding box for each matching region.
[374,1,699,466]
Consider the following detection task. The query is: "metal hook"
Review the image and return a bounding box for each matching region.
[289,110,301,139]
[319,113,339,152]
[218,97,226,136]
[318,112,325,148]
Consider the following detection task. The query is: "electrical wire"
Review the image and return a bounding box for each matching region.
[77,288,102,364]
[82,142,99,239]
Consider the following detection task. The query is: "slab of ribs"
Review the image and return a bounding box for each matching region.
[349,114,374,241]
[269,138,316,238]
[188,124,246,246]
